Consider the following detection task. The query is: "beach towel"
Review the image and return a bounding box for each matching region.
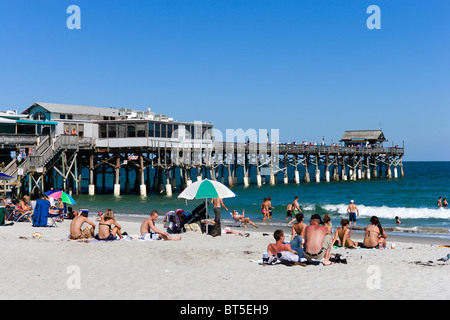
[32,199,51,227]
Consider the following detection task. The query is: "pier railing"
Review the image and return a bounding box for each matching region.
[212,142,404,156]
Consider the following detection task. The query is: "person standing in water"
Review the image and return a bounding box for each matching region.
[347,200,359,227]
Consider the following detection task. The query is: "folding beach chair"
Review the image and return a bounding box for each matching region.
[47,209,63,227]
[9,206,33,222]
[229,212,243,227]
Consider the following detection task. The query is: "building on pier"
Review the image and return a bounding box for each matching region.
[340,130,386,147]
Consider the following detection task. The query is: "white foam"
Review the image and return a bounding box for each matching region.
[321,204,450,220]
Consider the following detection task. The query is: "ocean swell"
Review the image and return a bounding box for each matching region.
[320,204,450,220]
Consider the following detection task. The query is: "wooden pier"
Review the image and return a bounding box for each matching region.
[2,136,404,198]
[0,103,405,197]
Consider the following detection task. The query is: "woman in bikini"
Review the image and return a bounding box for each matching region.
[98,209,123,241]
[17,195,33,221]
[333,219,358,248]
[231,210,258,228]
[363,216,387,249]
[261,198,269,222]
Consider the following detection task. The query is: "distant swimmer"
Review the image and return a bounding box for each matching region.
[292,196,302,215]
[395,216,402,225]
[443,198,448,208]
[437,196,442,207]
[286,203,293,220]
[347,200,359,227]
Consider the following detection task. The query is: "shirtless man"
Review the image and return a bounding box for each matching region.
[266,197,274,219]
[292,196,302,215]
[210,197,228,237]
[304,214,333,265]
[437,196,442,207]
[267,230,297,257]
[69,210,95,240]
[292,213,307,238]
[347,200,359,227]
[140,210,181,241]
[290,214,307,256]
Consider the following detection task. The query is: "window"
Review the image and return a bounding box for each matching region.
[127,124,136,137]
[78,124,84,137]
[167,124,173,139]
[137,124,146,137]
[17,124,36,135]
[148,123,154,137]
[0,124,15,134]
[118,124,126,138]
[108,124,117,138]
[172,125,178,138]
[67,114,73,120]
[60,114,66,119]
[185,125,192,139]
[34,112,46,121]
[99,124,107,138]
[154,123,161,138]
[195,125,202,140]
[161,124,167,138]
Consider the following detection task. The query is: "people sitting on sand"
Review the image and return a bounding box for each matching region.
[332,219,359,248]
[17,195,33,221]
[363,216,387,249]
[231,209,258,228]
[98,209,123,241]
[303,214,333,265]
[267,229,297,257]
[69,210,95,240]
[141,210,181,241]
[289,213,306,256]
[65,207,77,220]
[323,214,333,235]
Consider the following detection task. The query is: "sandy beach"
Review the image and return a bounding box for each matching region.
[1,216,449,300]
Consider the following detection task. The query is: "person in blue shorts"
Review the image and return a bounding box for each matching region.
[346,200,359,227]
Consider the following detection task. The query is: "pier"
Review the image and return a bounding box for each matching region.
[0,103,405,197]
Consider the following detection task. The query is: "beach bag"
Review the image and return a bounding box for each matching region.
[185,222,202,233]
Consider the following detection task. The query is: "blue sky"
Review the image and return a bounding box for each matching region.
[0,0,449,160]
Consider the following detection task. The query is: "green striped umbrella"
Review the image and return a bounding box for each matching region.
[178,179,236,233]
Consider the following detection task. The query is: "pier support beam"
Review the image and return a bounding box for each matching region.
[294,170,300,184]
[269,174,276,186]
[88,153,95,195]
[314,156,320,183]
[114,156,121,196]
[139,155,147,197]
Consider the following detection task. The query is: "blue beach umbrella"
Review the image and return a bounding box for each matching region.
[0,173,13,181]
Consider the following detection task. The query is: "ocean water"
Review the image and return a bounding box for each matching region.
[72,162,450,236]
